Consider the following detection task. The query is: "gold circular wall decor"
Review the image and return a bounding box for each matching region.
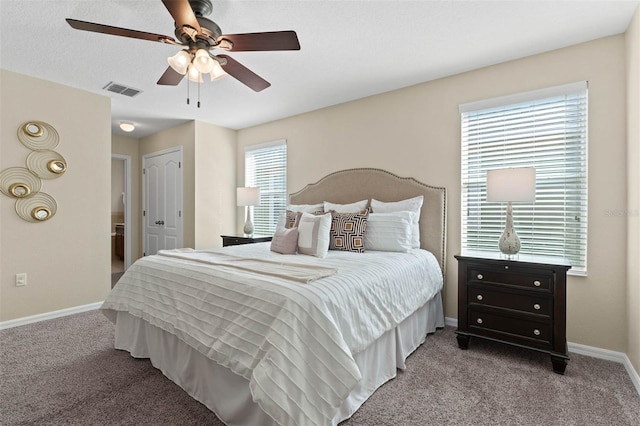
[26,150,68,179]
[0,167,42,198]
[17,121,59,151]
[15,192,57,223]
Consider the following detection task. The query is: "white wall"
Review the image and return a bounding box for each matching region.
[0,69,111,321]
[238,35,629,352]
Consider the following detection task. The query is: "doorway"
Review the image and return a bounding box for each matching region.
[111,154,132,286]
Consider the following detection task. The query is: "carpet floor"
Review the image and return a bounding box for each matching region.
[1,310,639,425]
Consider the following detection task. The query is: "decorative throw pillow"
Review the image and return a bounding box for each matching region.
[270,226,299,255]
[297,212,332,258]
[364,211,414,252]
[370,196,424,248]
[284,210,302,229]
[323,199,368,213]
[329,210,369,253]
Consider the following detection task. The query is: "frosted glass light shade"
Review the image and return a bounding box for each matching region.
[487,167,536,202]
[237,187,260,206]
[187,64,204,83]
[194,49,214,74]
[168,50,191,75]
[209,60,227,81]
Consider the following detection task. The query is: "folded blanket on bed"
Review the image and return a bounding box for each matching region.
[158,248,337,283]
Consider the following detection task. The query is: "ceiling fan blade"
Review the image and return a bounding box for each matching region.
[218,31,300,51]
[157,67,185,86]
[66,19,176,43]
[162,0,201,34]
[218,55,270,92]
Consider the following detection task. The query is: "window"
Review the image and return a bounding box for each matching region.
[460,82,588,273]
[245,140,287,235]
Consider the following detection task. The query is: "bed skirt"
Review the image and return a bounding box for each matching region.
[111,291,444,425]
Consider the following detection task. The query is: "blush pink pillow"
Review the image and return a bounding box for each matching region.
[270,226,299,255]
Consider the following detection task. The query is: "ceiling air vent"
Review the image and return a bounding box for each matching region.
[103,82,142,98]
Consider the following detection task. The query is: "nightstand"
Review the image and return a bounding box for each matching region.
[221,234,272,247]
[455,250,571,374]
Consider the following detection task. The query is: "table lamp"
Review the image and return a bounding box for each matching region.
[486,167,536,256]
[237,187,260,235]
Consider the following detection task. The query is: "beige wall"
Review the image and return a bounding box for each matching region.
[140,122,196,250]
[626,7,640,373]
[238,35,629,352]
[112,135,142,261]
[138,121,236,252]
[194,121,236,249]
[0,69,111,321]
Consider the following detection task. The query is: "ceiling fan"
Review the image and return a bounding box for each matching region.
[66,0,300,92]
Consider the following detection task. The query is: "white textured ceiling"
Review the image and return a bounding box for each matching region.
[1,0,638,138]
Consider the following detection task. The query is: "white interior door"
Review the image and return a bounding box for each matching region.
[143,148,183,256]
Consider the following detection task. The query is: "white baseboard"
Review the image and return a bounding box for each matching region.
[0,302,103,330]
[444,316,640,396]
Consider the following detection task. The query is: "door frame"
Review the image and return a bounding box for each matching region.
[142,146,184,256]
[111,154,132,270]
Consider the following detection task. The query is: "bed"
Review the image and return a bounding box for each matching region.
[102,168,447,426]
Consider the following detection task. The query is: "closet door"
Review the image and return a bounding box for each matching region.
[143,148,183,256]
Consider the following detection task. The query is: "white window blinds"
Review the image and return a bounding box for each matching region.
[245,140,287,235]
[460,82,588,273]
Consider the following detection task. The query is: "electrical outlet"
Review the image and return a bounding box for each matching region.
[15,273,27,287]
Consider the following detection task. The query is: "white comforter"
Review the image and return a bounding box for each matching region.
[101,243,443,426]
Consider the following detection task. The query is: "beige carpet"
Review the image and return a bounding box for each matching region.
[1,310,639,425]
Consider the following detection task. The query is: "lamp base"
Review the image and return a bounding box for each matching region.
[499,202,521,256]
[243,206,254,236]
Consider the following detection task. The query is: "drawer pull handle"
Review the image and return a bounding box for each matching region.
[533,280,541,287]
[533,329,541,336]
[477,274,483,280]
[476,294,483,301]
[533,303,541,310]
[476,318,483,324]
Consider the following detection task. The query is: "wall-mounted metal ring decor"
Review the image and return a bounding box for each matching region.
[0,167,42,198]
[15,192,57,223]
[17,121,60,151]
[26,150,68,179]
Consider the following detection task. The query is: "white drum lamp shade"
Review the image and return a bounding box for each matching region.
[487,167,536,255]
[237,187,260,235]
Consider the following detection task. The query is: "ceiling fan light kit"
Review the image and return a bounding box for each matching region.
[66,0,300,106]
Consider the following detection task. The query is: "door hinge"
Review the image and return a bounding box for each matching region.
[179,161,181,168]
[143,210,146,217]
[179,210,182,217]
[143,168,145,175]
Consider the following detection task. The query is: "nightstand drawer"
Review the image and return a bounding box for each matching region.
[468,284,553,316]
[469,266,552,291]
[469,307,552,347]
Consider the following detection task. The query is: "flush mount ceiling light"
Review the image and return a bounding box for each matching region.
[119,122,135,132]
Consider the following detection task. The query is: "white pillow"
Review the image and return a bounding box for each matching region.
[370,196,424,248]
[288,203,324,213]
[297,212,331,258]
[277,204,323,228]
[364,212,414,252]
[323,199,368,213]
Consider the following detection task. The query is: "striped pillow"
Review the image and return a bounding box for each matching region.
[329,210,369,253]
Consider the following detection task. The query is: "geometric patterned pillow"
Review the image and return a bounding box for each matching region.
[285,210,302,229]
[329,210,369,252]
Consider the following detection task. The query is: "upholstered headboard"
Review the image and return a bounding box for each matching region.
[289,168,447,276]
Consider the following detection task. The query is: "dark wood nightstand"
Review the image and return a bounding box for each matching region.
[455,250,571,374]
[221,234,272,247]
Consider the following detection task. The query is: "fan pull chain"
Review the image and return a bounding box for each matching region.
[197,79,201,108]
[186,77,190,105]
